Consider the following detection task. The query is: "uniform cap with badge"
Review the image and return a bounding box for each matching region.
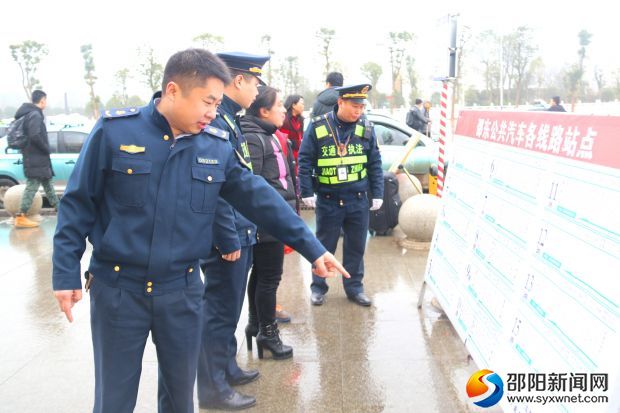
[335,84,372,103]
[216,52,271,85]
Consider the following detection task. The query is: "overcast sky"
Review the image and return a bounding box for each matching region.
[1,0,617,110]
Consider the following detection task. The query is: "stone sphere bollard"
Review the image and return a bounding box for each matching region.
[398,194,440,242]
[4,184,43,218]
[396,173,423,203]
[391,225,407,240]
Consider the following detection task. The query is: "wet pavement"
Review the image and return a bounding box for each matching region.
[0,211,498,412]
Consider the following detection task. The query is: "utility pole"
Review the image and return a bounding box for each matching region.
[448,15,458,79]
[449,14,458,132]
[499,36,504,108]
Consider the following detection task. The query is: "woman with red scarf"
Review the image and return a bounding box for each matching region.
[279,95,305,165]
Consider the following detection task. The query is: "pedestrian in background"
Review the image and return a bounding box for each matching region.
[280,94,305,164]
[311,72,343,117]
[13,90,59,228]
[548,96,567,112]
[406,98,431,134]
[423,100,432,136]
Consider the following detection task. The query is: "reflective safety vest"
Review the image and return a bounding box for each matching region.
[222,112,253,171]
[312,113,373,185]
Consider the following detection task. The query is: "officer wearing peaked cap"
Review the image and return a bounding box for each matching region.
[51,48,348,413]
[298,83,384,307]
[197,51,273,411]
[216,51,270,85]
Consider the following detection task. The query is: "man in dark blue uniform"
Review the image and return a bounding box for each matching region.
[197,52,270,411]
[298,84,383,307]
[51,49,348,413]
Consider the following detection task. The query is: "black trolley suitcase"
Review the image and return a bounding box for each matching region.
[369,172,401,235]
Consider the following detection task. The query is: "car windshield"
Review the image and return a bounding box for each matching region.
[1,126,90,154]
[368,114,435,148]
[373,123,410,146]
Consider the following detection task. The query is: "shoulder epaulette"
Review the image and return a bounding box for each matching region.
[220,112,240,139]
[103,107,139,119]
[363,117,373,140]
[312,113,329,123]
[204,125,229,140]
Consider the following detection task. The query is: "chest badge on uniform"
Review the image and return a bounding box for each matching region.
[197,157,219,165]
[120,144,146,154]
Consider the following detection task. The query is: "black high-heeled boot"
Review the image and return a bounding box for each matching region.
[245,313,259,350]
[256,322,293,360]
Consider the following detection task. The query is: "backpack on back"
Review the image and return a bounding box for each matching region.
[405,109,418,130]
[6,115,29,150]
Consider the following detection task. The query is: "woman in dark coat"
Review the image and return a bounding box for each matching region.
[240,86,296,360]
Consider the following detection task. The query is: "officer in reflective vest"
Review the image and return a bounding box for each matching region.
[298,83,384,307]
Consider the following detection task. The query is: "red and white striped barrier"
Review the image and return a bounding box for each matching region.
[437,80,449,197]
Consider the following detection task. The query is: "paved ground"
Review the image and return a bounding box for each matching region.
[0,211,497,412]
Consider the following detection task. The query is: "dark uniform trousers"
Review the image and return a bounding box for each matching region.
[311,191,369,296]
[198,245,253,401]
[197,96,257,402]
[90,273,203,413]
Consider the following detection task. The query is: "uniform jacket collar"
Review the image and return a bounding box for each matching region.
[331,109,356,128]
[149,92,174,133]
[220,95,242,118]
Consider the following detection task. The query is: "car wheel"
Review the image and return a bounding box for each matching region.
[0,178,18,209]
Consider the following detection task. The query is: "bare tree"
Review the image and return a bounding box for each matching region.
[564,65,581,110]
[114,68,131,106]
[388,31,413,107]
[193,33,224,50]
[9,40,48,99]
[526,57,546,100]
[107,94,145,110]
[612,68,620,98]
[593,66,605,96]
[261,34,275,85]
[361,62,383,106]
[476,30,500,104]
[565,30,592,111]
[577,30,592,73]
[316,27,336,75]
[80,44,100,119]
[139,47,164,94]
[282,56,301,95]
[501,33,518,103]
[404,56,418,106]
[510,26,537,105]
